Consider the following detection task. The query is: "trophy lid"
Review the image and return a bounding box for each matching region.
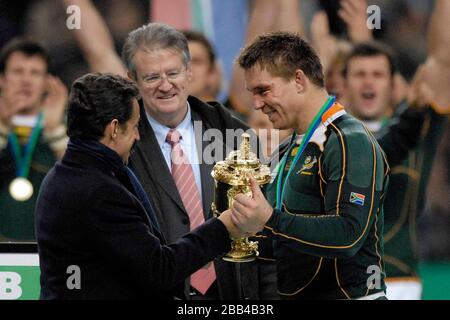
[211,133,271,186]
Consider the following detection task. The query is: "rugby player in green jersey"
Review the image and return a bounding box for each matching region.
[342,0,450,300]
[230,32,390,300]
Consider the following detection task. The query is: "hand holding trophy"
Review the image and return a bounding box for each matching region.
[211,133,271,262]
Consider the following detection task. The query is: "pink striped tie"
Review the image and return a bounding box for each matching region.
[166,129,216,295]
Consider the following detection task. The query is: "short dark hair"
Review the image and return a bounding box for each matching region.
[0,37,49,74]
[181,30,216,66]
[237,32,325,87]
[342,41,397,78]
[67,73,140,140]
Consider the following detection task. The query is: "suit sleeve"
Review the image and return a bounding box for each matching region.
[263,128,386,258]
[85,184,231,292]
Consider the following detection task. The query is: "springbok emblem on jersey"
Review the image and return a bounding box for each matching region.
[297,155,317,175]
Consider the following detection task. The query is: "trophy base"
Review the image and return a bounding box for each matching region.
[222,253,258,263]
[222,238,259,263]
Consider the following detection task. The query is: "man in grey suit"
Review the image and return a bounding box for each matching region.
[122,23,277,300]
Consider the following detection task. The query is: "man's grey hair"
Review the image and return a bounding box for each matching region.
[121,23,191,79]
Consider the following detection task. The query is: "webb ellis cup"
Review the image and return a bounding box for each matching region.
[211,133,271,262]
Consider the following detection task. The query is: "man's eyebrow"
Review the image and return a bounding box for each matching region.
[249,84,270,94]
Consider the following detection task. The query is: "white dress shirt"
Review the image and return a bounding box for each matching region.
[146,104,203,199]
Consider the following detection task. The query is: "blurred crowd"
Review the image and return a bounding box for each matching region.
[0,0,448,279]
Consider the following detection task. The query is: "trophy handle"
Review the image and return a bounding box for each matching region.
[211,202,220,218]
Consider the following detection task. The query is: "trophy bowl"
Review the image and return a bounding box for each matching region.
[211,133,271,262]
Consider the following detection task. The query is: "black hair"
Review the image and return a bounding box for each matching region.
[67,73,140,140]
[0,37,49,74]
[342,41,397,78]
[181,30,216,66]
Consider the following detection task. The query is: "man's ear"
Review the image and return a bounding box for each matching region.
[127,71,134,81]
[105,119,120,140]
[294,69,307,93]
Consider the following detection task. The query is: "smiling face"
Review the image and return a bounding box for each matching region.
[244,66,301,130]
[344,55,393,121]
[132,48,192,127]
[0,52,48,114]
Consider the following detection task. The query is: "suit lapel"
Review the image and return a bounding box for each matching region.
[191,108,216,219]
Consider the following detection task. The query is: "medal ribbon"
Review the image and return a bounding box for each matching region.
[275,96,336,210]
[8,112,44,178]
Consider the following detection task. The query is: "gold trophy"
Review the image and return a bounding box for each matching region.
[211,133,271,262]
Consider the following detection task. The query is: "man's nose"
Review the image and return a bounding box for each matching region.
[20,71,32,85]
[158,76,173,91]
[254,96,265,110]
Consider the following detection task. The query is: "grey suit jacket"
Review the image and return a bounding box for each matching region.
[129,96,277,300]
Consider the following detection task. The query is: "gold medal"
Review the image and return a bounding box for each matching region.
[9,177,34,201]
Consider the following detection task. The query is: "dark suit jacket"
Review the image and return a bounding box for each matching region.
[35,145,231,299]
[130,96,277,300]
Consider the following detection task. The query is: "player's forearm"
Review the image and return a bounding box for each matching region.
[428,0,450,67]
[375,102,426,167]
[277,0,304,35]
[63,0,126,75]
[229,0,278,116]
[263,209,370,258]
[64,0,113,58]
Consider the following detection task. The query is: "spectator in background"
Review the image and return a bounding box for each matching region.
[23,0,149,87]
[181,30,222,102]
[0,38,68,241]
[340,0,450,299]
[310,0,373,106]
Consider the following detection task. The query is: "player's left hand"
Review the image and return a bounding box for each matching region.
[338,0,372,43]
[408,60,450,114]
[231,177,273,234]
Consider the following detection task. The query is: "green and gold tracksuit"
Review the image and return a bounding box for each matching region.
[375,103,447,281]
[262,104,389,299]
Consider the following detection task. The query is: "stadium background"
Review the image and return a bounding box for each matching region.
[0,0,448,299]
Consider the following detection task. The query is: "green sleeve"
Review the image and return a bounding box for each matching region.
[375,101,425,167]
[264,126,386,258]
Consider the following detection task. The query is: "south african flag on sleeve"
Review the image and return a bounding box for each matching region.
[350,192,365,206]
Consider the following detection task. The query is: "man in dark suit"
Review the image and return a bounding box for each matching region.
[122,23,277,300]
[35,73,257,300]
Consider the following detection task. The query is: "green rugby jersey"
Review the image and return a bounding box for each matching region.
[376,104,447,280]
[0,133,56,241]
[263,105,389,299]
